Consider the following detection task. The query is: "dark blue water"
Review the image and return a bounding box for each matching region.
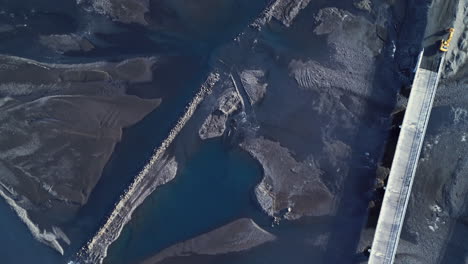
[105,139,264,264]
[159,216,334,264]
[0,199,62,264]
[62,0,268,258]
[0,1,269,263]
[60,54,210,257]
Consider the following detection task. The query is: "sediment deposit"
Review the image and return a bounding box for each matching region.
[140,218,275,264]
[198,0,397,223]
[0,55,161,254]
[3,0,463,263]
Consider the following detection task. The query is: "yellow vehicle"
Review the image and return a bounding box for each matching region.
[440,28,455,52]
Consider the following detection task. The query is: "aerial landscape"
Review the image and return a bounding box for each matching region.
[0,0,467,264]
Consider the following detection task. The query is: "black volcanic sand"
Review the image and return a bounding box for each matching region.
[0,0,269,262]
[0,54,165,255]
[60,54,208,255]
[0,0,461,264]
[392,0,468,263]
[65,0,269,258]
[106,0,430,264]
[359,0,468,264]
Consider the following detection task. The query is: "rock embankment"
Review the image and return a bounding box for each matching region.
[254,0,312,28]
[77,0,150,25]
[77,73,220,264]
[199,82,241,140]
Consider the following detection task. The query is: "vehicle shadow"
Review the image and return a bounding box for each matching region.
[423,40,442,57]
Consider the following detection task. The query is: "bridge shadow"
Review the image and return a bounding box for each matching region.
[322,61,399,263]
[424,29,447,39]
[323,0,429,263]
[365,110,405,229]
[437,134,468,264]
[439,216,468,264]
[423,41,441,57]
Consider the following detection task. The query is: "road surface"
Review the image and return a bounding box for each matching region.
[368,51,444,264]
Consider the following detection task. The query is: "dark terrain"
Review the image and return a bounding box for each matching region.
[0,0,466,264]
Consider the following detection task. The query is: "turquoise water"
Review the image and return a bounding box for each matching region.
[105,138,263,264]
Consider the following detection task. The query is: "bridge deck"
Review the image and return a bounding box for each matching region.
[369,52,444,264]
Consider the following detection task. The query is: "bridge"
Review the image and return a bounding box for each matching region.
[368,50,445,264]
